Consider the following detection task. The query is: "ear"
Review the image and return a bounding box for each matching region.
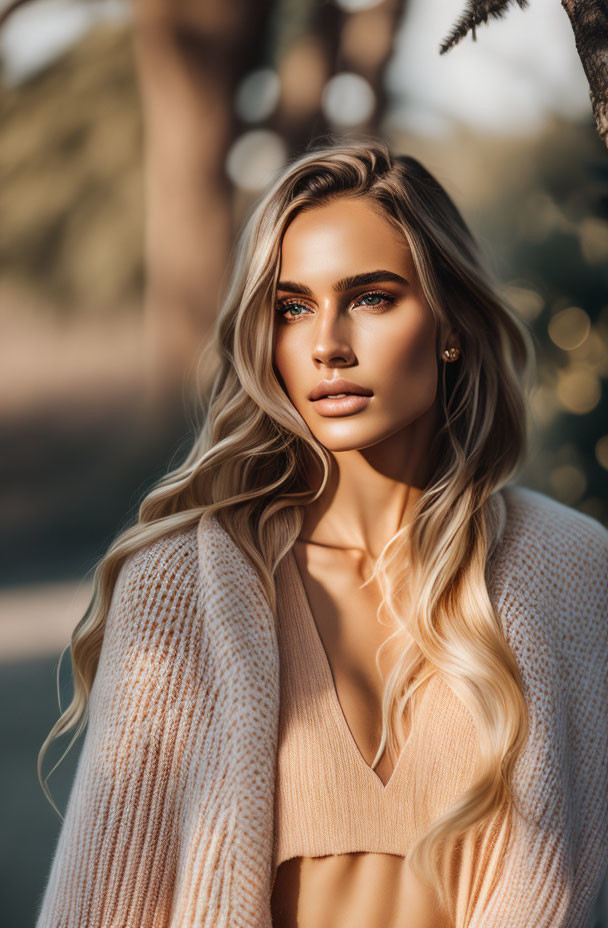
[448,330,461,351]
[439,328,461,355]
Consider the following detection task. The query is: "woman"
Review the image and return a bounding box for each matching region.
[35,140,607,928]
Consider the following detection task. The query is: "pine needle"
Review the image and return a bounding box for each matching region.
[439,0,530,55]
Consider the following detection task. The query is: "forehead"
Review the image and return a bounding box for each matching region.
[279,196,413,280]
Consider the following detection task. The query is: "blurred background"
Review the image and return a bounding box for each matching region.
[0,0,607,923]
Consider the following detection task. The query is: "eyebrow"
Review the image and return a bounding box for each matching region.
[276,269,408,296]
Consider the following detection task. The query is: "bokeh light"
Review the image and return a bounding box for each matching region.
[595,435,608,470]
[556,366,602,415]
[548,306,591,351]
[579,216,608,265]
[530,383,560,427]
[569,329,608,376]
[321,72,375,127]
[225,130,287,192]
[504,284,544,322]
[235,68,281,123]
[549,463,587,504]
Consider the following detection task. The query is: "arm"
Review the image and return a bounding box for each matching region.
[34,525,213,927]
[466,493,608,927]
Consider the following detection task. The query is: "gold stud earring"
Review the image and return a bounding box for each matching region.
[442,346,460,362]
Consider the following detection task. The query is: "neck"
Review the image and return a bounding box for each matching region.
[299,414,435,561]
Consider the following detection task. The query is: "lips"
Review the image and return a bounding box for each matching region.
[308,378,373,401]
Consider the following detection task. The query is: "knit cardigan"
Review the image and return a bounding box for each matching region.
[35,485,608,928]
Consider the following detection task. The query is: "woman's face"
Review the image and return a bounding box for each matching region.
[272,195,450,454]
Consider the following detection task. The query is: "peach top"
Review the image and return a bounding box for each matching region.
[271,547,512,927]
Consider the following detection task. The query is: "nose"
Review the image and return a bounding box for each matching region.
[311,308,356,366]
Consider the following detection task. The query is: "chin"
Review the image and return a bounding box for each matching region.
[308,423,393,453]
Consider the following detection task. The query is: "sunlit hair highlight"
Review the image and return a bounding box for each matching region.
[39,138,535,924]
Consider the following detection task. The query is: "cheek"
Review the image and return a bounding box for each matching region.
[273,330,300,399]
[272,332,287,384]
[369,316,439,425]
[376,311,438,388]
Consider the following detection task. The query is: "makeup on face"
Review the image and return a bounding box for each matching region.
[272,196,441,454]
[311,394,372,417]
[307,376,373,417]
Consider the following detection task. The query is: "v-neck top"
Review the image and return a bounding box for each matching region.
[271,546,513,927]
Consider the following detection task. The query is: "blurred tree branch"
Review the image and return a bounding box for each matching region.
[439,0,608,148]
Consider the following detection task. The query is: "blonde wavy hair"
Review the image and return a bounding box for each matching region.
[40,138,535,921]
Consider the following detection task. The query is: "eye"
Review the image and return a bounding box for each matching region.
[275,299,312,321]
[355,290,395,309]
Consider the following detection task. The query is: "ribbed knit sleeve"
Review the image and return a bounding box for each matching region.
[467,487,608,928]
[35,514,281,928]
[37,531,213,928]
[35,525,221,928]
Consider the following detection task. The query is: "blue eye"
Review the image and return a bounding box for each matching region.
[354,290,395,309]
[275,301,309,319]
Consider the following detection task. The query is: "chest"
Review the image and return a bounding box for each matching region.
[291,542,409,786]
[272,542,486,914]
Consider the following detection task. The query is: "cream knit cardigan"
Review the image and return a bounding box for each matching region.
[35,485,608,928]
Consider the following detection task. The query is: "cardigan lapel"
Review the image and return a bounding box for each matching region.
[197,514,279,928]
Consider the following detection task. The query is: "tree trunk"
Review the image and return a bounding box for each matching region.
[560,0,608,146]
[130,0,274,404]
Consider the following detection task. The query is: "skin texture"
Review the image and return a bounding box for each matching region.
[273,194,459,568]
[270,197,458,926]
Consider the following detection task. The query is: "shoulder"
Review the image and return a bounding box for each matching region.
[501,483,608,547]
[113,522,201,618]
[497,484,608,591]
[490,484,607,642]
[101,522,202,664]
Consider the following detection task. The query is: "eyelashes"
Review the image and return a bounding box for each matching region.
[275,289,396,322]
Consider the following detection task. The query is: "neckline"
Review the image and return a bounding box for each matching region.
[287,546,409,794]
